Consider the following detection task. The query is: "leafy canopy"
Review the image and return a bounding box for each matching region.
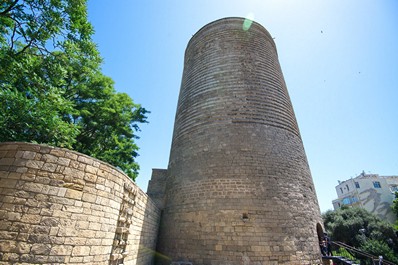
[0,0,148,180]
[322,207,398,263]
[392,192,398,230]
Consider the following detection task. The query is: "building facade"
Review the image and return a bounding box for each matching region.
[332,172,398,223]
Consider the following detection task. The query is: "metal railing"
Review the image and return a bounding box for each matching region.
[331,241,396,265]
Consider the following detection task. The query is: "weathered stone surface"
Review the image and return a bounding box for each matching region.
[41,217,59,227]
[71,245,91,256]
[0,142,161,265]
[30,243,51,255]
[154,17,323,265]
[65,189,83,200]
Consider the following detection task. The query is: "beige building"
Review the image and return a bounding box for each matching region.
[332,172,398,223]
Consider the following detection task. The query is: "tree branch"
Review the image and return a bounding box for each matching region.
[0,0,19,17]
[10,23,17,50]
[14,38,34,56]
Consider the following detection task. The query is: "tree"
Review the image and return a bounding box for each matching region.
[322,207,398,262]
[392,192,398,217]
[360,239,398,264]
[0,0,147,180]
[392,192,398,231]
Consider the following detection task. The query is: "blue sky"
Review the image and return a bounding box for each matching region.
[87,0,398,213]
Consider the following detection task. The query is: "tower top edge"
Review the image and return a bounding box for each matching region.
[187,17,276,48]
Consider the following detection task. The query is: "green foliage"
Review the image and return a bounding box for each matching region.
[322,207,398,262]
[360,239,398,264]
[0,0,147,180]
[0,87,78,148]
[333,248,360,264]
[392,192,398,231]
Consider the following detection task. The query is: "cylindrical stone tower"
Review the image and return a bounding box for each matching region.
[157,17,323,265]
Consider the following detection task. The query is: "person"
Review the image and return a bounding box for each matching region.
[320,238,327,256]
[324,233,332,256]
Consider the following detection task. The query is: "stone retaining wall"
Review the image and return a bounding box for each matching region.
[0,142,160,265]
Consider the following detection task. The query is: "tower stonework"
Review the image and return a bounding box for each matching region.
[150,17,323,265]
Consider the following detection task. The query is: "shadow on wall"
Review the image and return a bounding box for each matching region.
[0,142,161,265]
[128,185,162,264]
[360,188,396,223]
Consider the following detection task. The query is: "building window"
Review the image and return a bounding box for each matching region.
[342,197,351,205]
[390,185,398,193]
[346,184,350,191]
[373,181,381,188]
[355,182,360,188]
[340,187,343,194]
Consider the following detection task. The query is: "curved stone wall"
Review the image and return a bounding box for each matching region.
[0,142,160,264]
[157,17,323,264]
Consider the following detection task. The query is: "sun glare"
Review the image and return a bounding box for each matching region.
[243,12,255,31]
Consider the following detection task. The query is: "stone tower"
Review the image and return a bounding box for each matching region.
[150,17,323,265]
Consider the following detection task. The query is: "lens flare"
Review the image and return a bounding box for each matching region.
[243,13,255,31]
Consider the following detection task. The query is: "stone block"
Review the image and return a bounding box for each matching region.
[49,227,59,236]
[57,226,78,237]
[16,241,31,254]
[0,178,18,189]
[69,160,85,170]
[49,149,65,157]
[89,222,102,231]
[20,214,41,224]
[14,197,27,205]
[76,221,92,230]
[0,158,15,166]
[84,172,97,183]
[71,245,91,256]
[2,252,19,262]
[77,156,93,165]
[83,255,94,263]
[27,234,50,244]
[30,243,51,255]
[85,238,101,245]
[63,167,85,180]
[20,253,35,262]
[82,193,96,203]
[0,231,18,240]
[64,237,87,245]
[69,256,84,263]
[0,240,17,252]
[0,195,14,204]
[8,172,22,179]
[57,187,67,197]
[25,160,44,169]
[50,245,73,256]
[23,182,43,193]
[57,157,71,166]
[47,255,67,263]
[31,225,51,234]
[15,233,29,242]
[85,165,98,174]
[90,245,110,255]
[42,154,58,163]
[65,189,83,200]
[64,151,78,160]
[42,162,57,172]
